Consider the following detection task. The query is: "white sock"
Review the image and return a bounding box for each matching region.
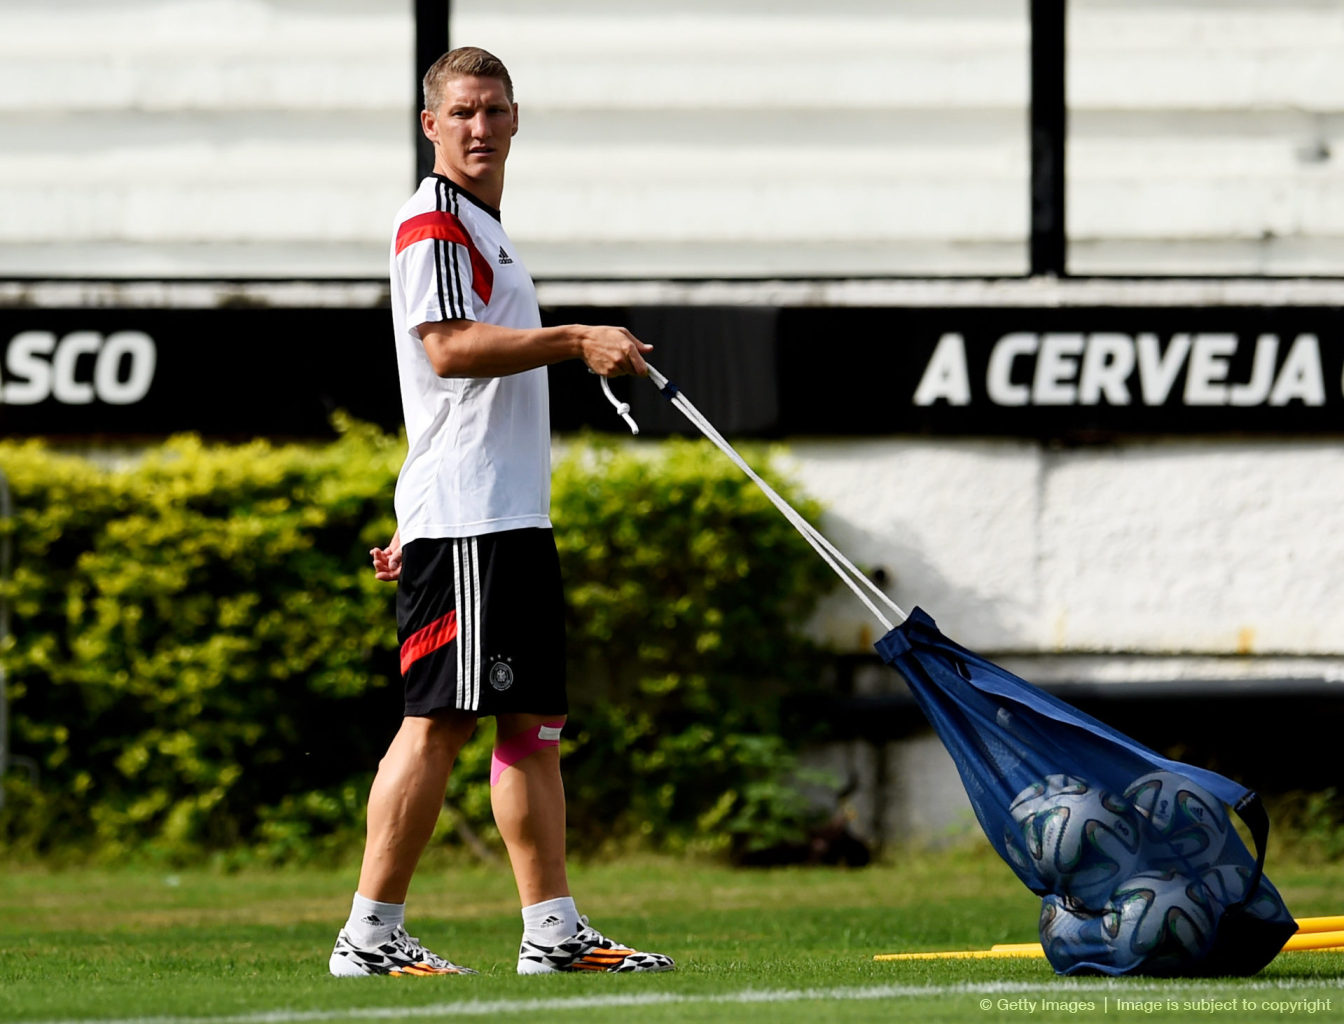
[521,896,580,944]
[346,892,405,946]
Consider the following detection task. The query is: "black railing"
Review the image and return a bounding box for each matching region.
[1030,0,1067,277]
[414,0,451,186]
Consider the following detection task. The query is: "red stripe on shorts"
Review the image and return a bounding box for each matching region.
[400,609,458,675]
[394,211,494,305]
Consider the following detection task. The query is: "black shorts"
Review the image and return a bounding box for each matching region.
[397,528,567,718]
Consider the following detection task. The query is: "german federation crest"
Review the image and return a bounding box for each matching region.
[488,658,514,692]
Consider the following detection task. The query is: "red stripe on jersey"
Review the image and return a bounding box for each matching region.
[395,211,495,305]
[400,609,458,675]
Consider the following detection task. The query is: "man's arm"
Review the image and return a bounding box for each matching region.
[418,319,651,379]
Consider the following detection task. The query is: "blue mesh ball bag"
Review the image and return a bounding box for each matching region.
[876,608,1296,977]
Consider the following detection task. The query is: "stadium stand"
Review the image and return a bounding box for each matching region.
[2,0,1339,279]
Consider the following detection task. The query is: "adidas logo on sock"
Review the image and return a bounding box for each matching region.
[361,914,383,926]
[539,915,563,928]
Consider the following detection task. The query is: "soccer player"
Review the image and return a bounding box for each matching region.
[329,47,674,977]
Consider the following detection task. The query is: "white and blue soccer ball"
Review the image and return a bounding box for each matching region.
[1110,869,1216,974]
[1038,895,1124,971]
[1012,775,1143,909]
[1123,771,1230,873]
[1010,773,1090,825]
[1199,863,1290,922]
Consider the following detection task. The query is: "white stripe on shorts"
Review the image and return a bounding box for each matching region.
[445,538,485,712]
[467,537,482,710]
[452,539,465,708]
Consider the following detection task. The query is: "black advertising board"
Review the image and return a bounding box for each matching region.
[550,304,1344,440]
[0,307,401,439]
[2,299,1342,440]
[779,304,1344,438]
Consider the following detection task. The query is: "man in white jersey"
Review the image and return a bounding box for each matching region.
[329,47,674,977]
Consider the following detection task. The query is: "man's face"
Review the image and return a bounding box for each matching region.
[422,75,518,195]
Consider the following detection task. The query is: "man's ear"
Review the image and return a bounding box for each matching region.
[421,108,438,143]
[511,103,519,137]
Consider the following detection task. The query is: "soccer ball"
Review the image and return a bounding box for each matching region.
[1013,776,1143,908]
[1038,895,1126,972]
[1199,864,1290,922]
[1010,774,1090,825]
[1123,771,1230,872]
[1110,870,1215,974]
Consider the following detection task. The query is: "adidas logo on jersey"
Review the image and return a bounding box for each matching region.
[497,246,513,265]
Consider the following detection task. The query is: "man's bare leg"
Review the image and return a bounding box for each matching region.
[330,710,480,976]
[492,714,674,974]
[358,710,477,903]
[491,712,570,906]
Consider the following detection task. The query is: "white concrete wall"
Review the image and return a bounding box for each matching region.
[3,0,1340,278]
[788,439,1344,660]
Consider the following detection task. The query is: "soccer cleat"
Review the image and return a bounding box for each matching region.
[328,924,478,977]
[516,915,675,974]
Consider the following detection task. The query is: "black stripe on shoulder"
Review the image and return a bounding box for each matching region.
[447,189,467,318]
[431,179,449,320]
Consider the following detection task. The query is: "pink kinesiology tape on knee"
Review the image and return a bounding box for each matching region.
[489,721,564,786]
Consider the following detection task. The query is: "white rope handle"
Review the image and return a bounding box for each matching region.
[641,363,907,631]
[598,374,639,434]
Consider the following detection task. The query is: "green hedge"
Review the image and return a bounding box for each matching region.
[0,424,838,863]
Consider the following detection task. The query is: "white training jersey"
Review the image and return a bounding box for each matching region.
[389,174,551,543]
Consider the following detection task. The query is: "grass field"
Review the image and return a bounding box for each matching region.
[2,846,1342,1024]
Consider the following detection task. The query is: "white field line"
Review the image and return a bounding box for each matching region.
[23,977,1344,1024]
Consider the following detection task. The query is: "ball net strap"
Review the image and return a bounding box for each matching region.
[1230,791,1270,912]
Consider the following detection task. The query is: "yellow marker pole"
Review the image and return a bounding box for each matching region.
[874,948,1046,961]
[1282,929,1344,952]
[876,913,1344,963]
[984,929,1344,956]
[1297,916,1344,934]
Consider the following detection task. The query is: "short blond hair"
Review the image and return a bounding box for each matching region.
[422,46,514,111]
